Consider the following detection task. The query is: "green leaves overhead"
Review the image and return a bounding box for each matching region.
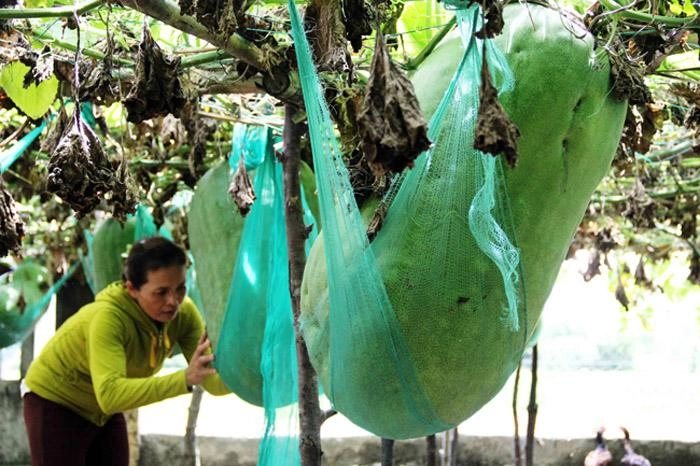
[668,0,696,17]
[0,61,58,120]
[659,51,700,81]
[396,0,451,58]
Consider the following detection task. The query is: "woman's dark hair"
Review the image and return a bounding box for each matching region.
[123,236,187,289]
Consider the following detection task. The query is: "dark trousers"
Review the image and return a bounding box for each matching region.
[23,392,129,466]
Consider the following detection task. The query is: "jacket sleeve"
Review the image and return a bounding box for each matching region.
[88,309,190,415]
[177,301,232,396]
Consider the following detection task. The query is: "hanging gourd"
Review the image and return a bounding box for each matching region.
[299,2,628,439]
[188,125,319,407]
[84,205,163,294]
[87,217,136,294]
[0,261,52,349]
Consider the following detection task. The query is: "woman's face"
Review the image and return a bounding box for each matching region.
[126,265,187,323]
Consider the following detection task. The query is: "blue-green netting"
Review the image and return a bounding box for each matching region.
[214,124,317,466]
[0,120,46,174]
[0,262,78,349]
[287,0,452,437]
[290,0,526,439]
[388,6,523,331]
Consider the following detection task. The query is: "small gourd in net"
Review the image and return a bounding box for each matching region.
[0,261,52,348]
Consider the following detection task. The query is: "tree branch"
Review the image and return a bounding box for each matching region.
[283,103,324,466]
[117,0,268,71]
[0,0,102,19]
[116,0,304,103]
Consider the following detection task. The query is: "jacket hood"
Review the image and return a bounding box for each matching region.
[95,281,174,369]
[95,281,160,333]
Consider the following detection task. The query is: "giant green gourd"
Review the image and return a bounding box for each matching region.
[299,3,628,436]
[187,161,243,349]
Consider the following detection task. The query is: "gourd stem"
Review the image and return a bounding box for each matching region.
[403,16,457,71]
[0,0,102,18]
[598,0,699,27]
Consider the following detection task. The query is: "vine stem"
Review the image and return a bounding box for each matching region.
[72,6,81,106]
[402,16,457,71]
[0,0,102,18]
[598,0,700,27]
[26,30,135,66]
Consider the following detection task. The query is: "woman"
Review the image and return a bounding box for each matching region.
[23,236,230,465]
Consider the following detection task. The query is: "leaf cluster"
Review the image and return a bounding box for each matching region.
[0,0,697,305]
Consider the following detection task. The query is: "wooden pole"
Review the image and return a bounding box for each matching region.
[282,104,323,466]
[183,385,203,466]
[524,344,538,466]
[381,438,395,466]
[448,427,458,466]
[426,434,437,466]
[513,361,523,466]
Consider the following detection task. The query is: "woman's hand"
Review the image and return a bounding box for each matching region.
[185,332,217,387]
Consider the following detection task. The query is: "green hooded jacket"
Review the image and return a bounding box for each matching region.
[24,281,231,426]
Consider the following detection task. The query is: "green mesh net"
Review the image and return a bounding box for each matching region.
[213,124,317,466]
[214,125,281,403]
[0,120,46,174]
[383,5,523,331]
[292,0,526,439]
[0,262,78,349]
[288,0,451,437]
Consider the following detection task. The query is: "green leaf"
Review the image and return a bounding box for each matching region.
[658,50,700,80]
[669,0,696,16]
[681,0,696,16]
[669,0,683,15]
[398,0,451,58]
[0,61,58,120]
[24,0,54,7]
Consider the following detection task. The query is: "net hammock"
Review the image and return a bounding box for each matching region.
[0,262,78,349]
[0,120,47,174]
[291,0,527,439]
[212,124,317,466]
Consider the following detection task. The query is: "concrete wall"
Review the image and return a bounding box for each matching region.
[137,435,700,466]
[3,381,700,466]
[1,380,27,465]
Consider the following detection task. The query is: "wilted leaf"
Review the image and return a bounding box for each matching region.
[0,183,24,257]
[474,60,520,167]
[46,109,137,221]
[124,23,186,123]
[228,154,256,216]
[357,30,430,178]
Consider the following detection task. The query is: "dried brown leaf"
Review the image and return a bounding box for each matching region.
[124,24,186,123]
[46,109,136,220]
[0,184,24,257]
[357,30,431,178]
[474,60,520,167]
[229,155,256,216]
